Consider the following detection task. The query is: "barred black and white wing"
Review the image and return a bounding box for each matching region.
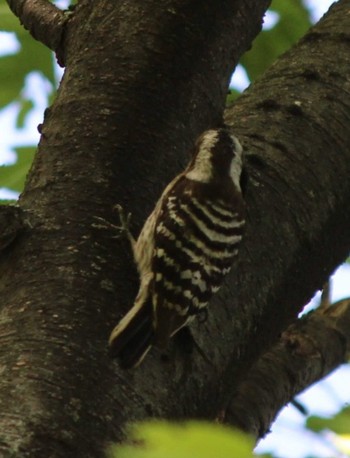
[151,177,244,347]
[109,128,245,368]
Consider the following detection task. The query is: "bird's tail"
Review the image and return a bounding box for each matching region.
[108,298,154,368]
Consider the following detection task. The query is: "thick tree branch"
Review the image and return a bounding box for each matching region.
[224,298,350,439]
[1,0,350,455]
[6,0,68,56]
[0,1,272,456]
[220,0,350,393]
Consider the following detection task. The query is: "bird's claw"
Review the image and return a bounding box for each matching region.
[91,216,123,238]
[113,204,132,235]
[92,205,132,240]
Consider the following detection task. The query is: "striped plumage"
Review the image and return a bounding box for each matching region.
[109,128,245,368]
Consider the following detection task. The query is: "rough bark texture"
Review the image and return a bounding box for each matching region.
[1,0,350,457]
[6,0,67,55]
[1,1,271,457]
[226,298,350,438]
[222,0,350,398]
[0,206,24,250]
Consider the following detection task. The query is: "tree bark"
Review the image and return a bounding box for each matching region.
[6,0,67,56]
[1,0,350,457]
[225,298,350,438]
[222,0,350,397]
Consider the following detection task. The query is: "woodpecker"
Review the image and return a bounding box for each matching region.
[109,128,245,368]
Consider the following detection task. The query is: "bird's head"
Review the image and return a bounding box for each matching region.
[185,128,243,189]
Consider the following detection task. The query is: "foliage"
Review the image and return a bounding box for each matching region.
[107,421,257,458]
[0,146,35,192]
[240,0,311,81]
[307,407,350,435]
[306,407,350,456]
[0,0,61,199]
[0,0,55,109]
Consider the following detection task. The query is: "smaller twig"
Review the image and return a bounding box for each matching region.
[290,399,308,416]
[6,0,70,57]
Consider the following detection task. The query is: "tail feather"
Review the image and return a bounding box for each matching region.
[109,299,154,368]
[119,324,153,368]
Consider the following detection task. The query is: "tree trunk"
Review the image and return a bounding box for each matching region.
[1,0,350,456]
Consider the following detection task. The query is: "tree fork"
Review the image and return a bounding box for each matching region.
[1,0,350,456]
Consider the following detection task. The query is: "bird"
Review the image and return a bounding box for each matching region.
[109,127,245,368]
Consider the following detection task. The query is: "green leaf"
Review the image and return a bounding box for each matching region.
[16,99,35,128]
[0,146,35,193]
[0,0,56,108]
[241,0,311,81]
[307,407,350,435]
[108,421,254,458]
[0,199,18,205]
[0,1,25,32]
[226,88,241,106]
